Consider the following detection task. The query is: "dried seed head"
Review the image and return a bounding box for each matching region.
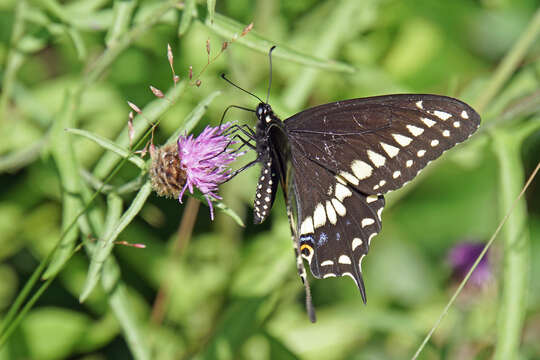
[206,39,211,56]
[195,79,201,87]
[189,66,193,80]
[128,111,135,148]
[149,143,187,199]
[241,23,253,36]
[150,85,164,98]
[127,101,142,114]
[167,43,174,67]
[115,241,146,249]
[221,41,228,51]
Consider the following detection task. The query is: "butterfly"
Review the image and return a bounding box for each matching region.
[223,47,480,322]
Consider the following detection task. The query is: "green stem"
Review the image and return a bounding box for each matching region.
[0,0,27,121]
[82,0,178,90]
[80,183,153,302]
[0,242,84,347]
[0,2,179,346]
[492,131,530,360]
[411,9,540,357]
[281,0,376,110]
[411,158,539,360]
[474,8,540,114]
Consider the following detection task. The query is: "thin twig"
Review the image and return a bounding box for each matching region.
[150,197,201,325]
[411,160,540,359]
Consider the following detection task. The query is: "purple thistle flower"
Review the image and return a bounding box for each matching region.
[448,242,491,287]
[176,123,242,220]
[149,123,242,220]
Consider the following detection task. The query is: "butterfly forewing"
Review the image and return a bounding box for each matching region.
[284,94,480,195]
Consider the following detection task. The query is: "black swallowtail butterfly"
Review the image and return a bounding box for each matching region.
[223,47,480,322]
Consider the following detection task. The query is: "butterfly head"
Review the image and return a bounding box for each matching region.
[255,103,275,123]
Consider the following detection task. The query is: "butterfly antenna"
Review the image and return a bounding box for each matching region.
[266,45,276,104]
[221,73,264,103]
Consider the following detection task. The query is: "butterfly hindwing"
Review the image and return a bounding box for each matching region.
[288,150,385,300]
[284,94,480,195]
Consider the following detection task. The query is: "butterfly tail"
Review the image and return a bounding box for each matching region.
[292,242,317,322]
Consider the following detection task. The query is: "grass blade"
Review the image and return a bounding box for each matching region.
[475,8,540,113]
[105,0,137,47]
[282,0,376,109]
[207,0,215,24]
[203,13,355,73]
[66,128,146,169]
[178,0,196,36]
[411,158,540,360]
[492,130,530,360]
[0,0,27,120]
[80,182,153,302]
[43,91,82,278]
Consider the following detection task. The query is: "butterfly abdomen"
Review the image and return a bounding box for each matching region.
[253,154,279,224]
[253,104,282,224]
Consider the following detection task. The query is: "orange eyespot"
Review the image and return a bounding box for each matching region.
[300,243,313,256]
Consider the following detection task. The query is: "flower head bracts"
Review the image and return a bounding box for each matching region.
[149,123,242,220]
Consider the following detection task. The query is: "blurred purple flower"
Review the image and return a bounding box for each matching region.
[150,123,242,220]
[448,242,491,287]
[177,123,242,220]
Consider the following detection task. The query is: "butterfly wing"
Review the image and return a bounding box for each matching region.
[287,147,385,300]
[284,94,480,195]
[283,94,479,297]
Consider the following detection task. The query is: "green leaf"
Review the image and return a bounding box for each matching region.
[98,196,151,360]
[105,0,137,47]
[282,0,377,109]
[80,183,152,302]
[492,129,530,360]
[474,8,540,113]
[66,128,146,169]
[178,0,196,36]
[203,13,355,73]
[107,283,151,360]
[207,0,215,24]
[43,91,81,279]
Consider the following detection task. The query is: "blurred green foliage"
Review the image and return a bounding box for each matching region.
[1,0,540,359]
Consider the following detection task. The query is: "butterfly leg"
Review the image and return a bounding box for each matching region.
[200,133,256,165]
[224,124,256,139]
[221,158,260,183]
[230,135,256,153]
